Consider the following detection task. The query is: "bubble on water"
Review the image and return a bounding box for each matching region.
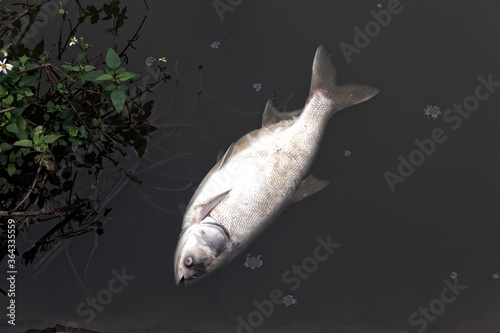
[244,254,263,269]
[493,273,499,279]
[145,56,155,67]
[253,83,262,92]
[211,41,221,49]
[283,295,298,307]
[344,149,351,157]
[377,3,382,8]
[450,271,458,279]
[423,104,441,119]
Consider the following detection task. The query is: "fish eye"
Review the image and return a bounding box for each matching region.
[184,256,194,267]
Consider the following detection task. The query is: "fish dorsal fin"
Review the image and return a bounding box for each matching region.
[262,99,301,127]
[292,174,329,202]
[197,190,231,221]
[218,143,234,170]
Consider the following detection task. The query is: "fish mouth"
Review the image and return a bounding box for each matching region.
[175,272,185,285]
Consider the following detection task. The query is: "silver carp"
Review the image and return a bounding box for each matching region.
[174,46,379,285]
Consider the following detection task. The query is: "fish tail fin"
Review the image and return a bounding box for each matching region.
[308,45,379,119]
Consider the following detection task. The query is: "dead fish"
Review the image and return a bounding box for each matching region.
[174,46,379,285]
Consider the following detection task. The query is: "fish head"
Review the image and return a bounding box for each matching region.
[174,217,232,285]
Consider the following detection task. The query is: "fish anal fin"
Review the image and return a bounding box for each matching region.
[292,174,329,202]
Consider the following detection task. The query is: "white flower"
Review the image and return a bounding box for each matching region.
[0,58,13,74]
[1,50,7,57]
[158,57,166,63]
[69,36,78,46]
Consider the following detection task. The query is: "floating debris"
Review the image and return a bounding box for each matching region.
[344,149,351,157]
[211,41,221,49]
[253,83,262,92]
[145,56,155,67]
[493,273,499,279]
[244,254,263,269]
[423,104,441,119]
[377,3,382,8]
[283,294,298,307]
[23,325,101,333]
[450,271,458,279]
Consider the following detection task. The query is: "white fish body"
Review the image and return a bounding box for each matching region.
[174,46,379,285]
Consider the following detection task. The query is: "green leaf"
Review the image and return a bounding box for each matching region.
[84,65,96,71]
[110,89,125,113]
[62,65,79,72]
[41,151,55,172]
[104,84,117,92]
[19,55,28,65]
[16,129,28,140]
[105,48,121,70]
[19,75,36,87]
[116,83,128,91]
[77,51,86,60]
[68,127,78,137]
[11,108,23,117]
[2,95,14,106]
[95,74,113,82]
[80,69,104,82]
[117,71,136,81]
[42,134,61,144]
[6,123,18,133]
[7,163,15,176]
[17,117,26,131]
[0,85,7,98]
[13,139,33,147]
[0,143,13,152]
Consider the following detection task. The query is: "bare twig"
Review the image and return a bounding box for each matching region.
[0,0,51,33]
[0,203,84,217]
[0,106,16,114]
[12,159,43,212]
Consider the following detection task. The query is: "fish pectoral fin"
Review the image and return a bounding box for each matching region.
[197,189,231,220]
[216,150,224,163]
[262,99,301,127]
[218,143,234,169]
[292,174,329,202]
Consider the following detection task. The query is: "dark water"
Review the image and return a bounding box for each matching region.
[3,0,500,332]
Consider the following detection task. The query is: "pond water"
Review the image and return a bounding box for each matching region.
[2,0,500,332]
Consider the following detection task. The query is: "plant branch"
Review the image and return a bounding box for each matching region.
[12,158,43,213]
[0,203,83,217]
[0,0,51,33]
